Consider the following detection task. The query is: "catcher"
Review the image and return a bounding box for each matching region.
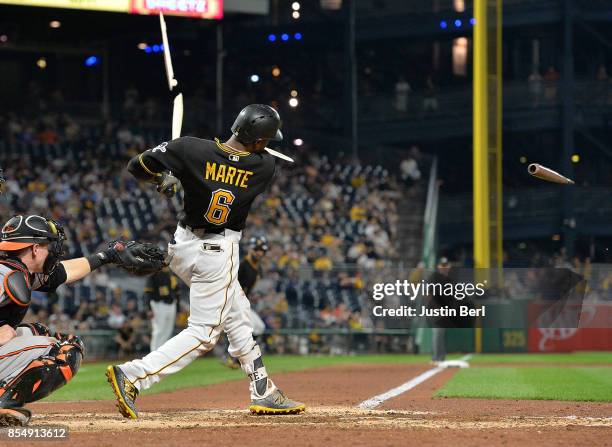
[0,214,166,426]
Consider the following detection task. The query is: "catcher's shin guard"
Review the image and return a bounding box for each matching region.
[0,340,83,409]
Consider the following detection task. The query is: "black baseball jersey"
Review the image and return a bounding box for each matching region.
[145,267,179,305]
[145,137,276,231]
[238,255,262,297]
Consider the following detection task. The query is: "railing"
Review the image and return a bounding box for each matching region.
[77,328,416,360]
[354,0,556,17]
[439,187,612,226]
[359,79,612,124]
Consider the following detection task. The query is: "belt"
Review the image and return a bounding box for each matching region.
[178,220,226,235]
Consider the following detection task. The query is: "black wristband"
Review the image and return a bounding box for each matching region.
[86,250,114,271]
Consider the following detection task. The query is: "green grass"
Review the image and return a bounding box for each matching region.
[436,367,612,402]
[470,352,612,364]
[47,354,434,402]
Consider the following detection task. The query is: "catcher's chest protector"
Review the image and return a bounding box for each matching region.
[0,261,32,328]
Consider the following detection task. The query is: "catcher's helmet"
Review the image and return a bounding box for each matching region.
[231,104,283,144]
[0,215,64,251]
[0,215,65,275]
[249,236,269,253]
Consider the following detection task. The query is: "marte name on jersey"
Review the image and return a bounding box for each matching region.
[205,162,254,189]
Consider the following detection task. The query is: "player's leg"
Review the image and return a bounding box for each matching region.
[149,300,163,351]
[224,286,305,414]
[0,336,83,426]
[150,301,175,351]
[107,231,236,418]
[160,301,177,347]
[248,308,266,337]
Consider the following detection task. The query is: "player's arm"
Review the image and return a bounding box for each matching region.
[37,243,130,291]
[0,324,16,346]
[127,138,189,197]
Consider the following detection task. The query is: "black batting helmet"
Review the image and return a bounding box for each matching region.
[231,104,283,144]
[249,236,269,253]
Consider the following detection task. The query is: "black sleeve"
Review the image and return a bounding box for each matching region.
[143,138,188,177]
[127,153,166,182]
[36,264,68,293]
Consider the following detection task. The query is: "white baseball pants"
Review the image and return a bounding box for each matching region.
[149,300,176,351]
[119,225,273,399]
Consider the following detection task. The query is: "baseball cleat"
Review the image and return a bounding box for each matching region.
[221,355,241,370]
[106,365,139,419]
[250,389,305,415]
[0,407,31,426]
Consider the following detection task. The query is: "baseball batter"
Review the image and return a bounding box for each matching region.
[0,215,156,426]
[107,104,305,417]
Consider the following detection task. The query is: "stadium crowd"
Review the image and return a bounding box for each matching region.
[0,111,411,356]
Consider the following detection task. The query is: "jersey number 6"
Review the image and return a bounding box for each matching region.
[205,189,235,226]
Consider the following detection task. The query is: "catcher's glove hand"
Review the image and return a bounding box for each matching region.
[154,171,180,198]
[108,240,169,276]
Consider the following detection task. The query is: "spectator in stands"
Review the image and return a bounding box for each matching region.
[114,319,136,358]
[394,76,411,113]
[543,65,560,102]
[107,303,127,330]
[422,75,439,112]
[528,68,543,107]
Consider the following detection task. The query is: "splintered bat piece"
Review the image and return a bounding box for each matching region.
[528,163,574,185]
[160,12,182,140]
[172,93,183,140]
[264,147,294,163]
[160,12,177,91]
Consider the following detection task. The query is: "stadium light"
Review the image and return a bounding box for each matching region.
[293,138,303,146]
[292,2,301,11]
[292,11,300,19]
[0,35,8,43]
[289,98,299,107]
[137,42,147,50]
[250,74,260,83]
[36,57,47,69]
[49,20,61,29]
[470,17,476,25]
[152,44,160,52]
[440,20,448,29]
[272,66,281,77]
[145,46,153,53]
[571,154,580,163]
[290,89,298,97]
[519,156,527,164]
[281,33,290,41]
[454,19,462,27]
[268,34,277,42]
[84,56,99,67]
[294,32,302,40]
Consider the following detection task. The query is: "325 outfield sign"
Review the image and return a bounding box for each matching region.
[0,0,223,19]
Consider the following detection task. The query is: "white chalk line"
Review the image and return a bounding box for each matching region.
[357,354,472,410]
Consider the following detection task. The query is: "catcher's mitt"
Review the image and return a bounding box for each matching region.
[109,240,169,276]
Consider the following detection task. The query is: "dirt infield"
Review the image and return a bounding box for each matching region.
[28,364,612,446]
